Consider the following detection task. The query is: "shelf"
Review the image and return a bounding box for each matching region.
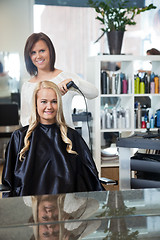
[89,55,160,62]
[87,55,160,175]
[101,128,160,133]
[134,128,159,132]
[134,94,160,97]
[101,162,119,167]
[101,94,132,97]
[101,128,133,132]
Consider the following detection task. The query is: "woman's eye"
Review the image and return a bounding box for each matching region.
[40,49,45,53]
[42,216,49,221]
[52,100,57,104]
[41,100,47,104]
[30,51,36,55]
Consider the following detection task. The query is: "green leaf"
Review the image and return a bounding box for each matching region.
[87,0,157,42]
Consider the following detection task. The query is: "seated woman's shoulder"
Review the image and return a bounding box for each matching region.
[13,125,29,137]
[67,126,82,140]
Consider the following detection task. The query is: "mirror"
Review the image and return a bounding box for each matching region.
[0,52,20,104]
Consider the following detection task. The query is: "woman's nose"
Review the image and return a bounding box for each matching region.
[47,102,52,109]
[36,52,41,58]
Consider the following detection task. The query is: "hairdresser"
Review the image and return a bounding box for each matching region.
[21,32,98,128]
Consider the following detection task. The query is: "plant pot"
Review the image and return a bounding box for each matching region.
[107,30,124,55]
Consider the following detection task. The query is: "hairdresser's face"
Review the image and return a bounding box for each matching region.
[37,88,58,124]
[30,40,50,71]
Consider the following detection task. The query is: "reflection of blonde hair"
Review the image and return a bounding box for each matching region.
[19,81,77,160]
[26,193,100,240]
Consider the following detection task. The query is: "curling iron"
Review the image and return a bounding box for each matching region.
[66,80,92,153]
[66,80,79,90]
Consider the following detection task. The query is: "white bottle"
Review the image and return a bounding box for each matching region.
[147,108,153,123]
[112,73,116,94]
[117,73,121,94]
[125,109,130,128]
[137,102,142,128]
[101,110,105,129]
[122,111,126,129]
[118,112,122,129]
[112,108,117,129]
[106,111,111,128]
[127,76,132,94]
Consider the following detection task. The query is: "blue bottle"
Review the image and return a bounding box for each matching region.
[144,113,148,123]
[150,115,154,128]
[157,109,160,128]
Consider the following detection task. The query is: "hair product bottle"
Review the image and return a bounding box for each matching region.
[101,70,107,94]
[146,120,150,129]
[112,73,116,94]
[112,108,117,129]
[150,115,154,128]
[150,80,155,93]
[122,79,128,94]
[125,108,130,128]
[101,110,105,129]
[156,109,160,128]
[106,110,111,129]
[144,73,149,93]
[135,76,140,94]
[154,75,159,94]
[140,78,145,94]
[141,116,146,128]
[137,102,141,128]
[150,72,155,94]
[127,76,132,94]
[117,73,121,94]
[159,76,160,93]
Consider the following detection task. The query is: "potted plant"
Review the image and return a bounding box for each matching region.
[88,0,156,54]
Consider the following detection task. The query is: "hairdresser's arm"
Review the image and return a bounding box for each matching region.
[58,73,99,99]
[74,75,99,99]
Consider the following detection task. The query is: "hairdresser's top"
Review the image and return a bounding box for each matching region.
[2,123,104,197]
[20,72,98,128]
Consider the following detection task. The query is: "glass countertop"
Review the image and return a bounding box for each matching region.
[1,189,160,239]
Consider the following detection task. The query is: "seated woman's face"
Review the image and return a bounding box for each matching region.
[37,88,58,124]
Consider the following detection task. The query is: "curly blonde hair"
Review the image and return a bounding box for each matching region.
[19,81,77,161]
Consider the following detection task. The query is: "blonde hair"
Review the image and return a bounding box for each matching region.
[19,81,77,161]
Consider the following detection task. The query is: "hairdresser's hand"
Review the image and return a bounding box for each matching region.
[58,79,72,95]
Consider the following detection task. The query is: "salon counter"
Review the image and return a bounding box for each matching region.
[1,189,160,239]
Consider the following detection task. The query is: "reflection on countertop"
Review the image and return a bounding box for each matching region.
[0,189,160,239]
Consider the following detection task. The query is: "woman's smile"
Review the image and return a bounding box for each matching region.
[36,59,45,64]
[44,110,54,115]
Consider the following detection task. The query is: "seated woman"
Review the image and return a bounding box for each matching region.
[2,81,104,197]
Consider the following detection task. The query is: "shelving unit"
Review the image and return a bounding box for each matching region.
[86,55,160,176]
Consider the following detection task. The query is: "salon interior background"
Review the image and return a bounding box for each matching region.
[0,0,160,88]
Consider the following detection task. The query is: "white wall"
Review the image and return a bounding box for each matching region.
[0,0,34,82]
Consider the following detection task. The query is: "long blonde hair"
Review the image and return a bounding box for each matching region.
[19,81,77,161]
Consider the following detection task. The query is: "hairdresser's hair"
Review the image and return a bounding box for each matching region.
[146,48,160,55]
[24,32,56,76]
[19,81,77,160]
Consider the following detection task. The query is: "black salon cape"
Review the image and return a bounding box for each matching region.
[2,123,104,197]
